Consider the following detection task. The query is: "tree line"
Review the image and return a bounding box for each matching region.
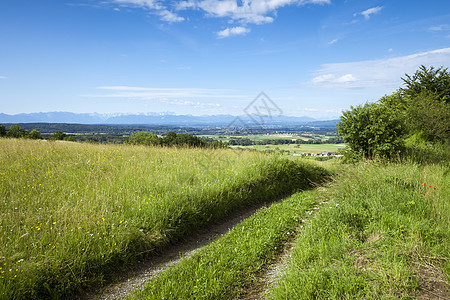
[0,126,226,148]
[125,131,226,148]
[337,65,449,158]
[0,124,76,141]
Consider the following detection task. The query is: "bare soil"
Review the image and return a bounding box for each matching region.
[414,258,449,299]
[239,201,329,300]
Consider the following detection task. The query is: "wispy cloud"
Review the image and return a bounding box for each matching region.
[107,0,330,27]
[87,86,245,110]
[178,0,330,25]
[298,107,319,112]
[290,106,344,119]
[158,9,185,22]
[217,26,250,38]
[429,24,449,31]
[354,6,383,20]
[0,76,6,79]
[90,86,246,99]
[328,38,338,45]
[160,99,221,108]
[110,0,185,22]
[311,73,356,84]
[307,47,450,89]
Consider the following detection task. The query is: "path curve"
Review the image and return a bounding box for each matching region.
[80,201,274,300]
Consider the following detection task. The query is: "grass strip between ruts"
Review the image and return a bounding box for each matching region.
[129,191,321,299]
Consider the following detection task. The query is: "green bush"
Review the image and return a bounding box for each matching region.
[6,124,29,138]
[28,130,42,140]
[337,102,406,158]
[339,66,450,160]
[0,124,6,137]
[127,131,162,146]
[407,90,450,141]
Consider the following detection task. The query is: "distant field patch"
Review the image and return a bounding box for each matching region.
[232,143,346,154]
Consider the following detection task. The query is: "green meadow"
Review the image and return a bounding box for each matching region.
[0,138,328,299]
[268,160,449,299]
[126,158,449,299]
[1,138,448,299]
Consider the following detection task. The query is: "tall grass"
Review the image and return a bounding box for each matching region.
[268,160,449,299]
[0,139,328,299]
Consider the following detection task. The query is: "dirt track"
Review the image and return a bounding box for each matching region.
[81,201,274,300]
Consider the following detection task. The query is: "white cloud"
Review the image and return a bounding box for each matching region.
[335,74,357,83]
[298,107,319,112]
[301,0,330,4]
[312,73,356,84]
[111,0,184,22]
[179,0,329,25]
[87,86,240,111]
[328,38,338,45]
[429,24,449,31]
[158,9,185,22]
[311,74,334,83]
[112,0,161,10]
[290,106,343,119]
[90,86,246,99]
[110,0,330,26]
[160,99,221,107]
[217,26,250,38]
[0,76,6,79]
[355,6,383,20]
[308,47,450,89]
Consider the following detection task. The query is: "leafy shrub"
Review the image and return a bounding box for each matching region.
[0,124,6,137]
[28,130,42,139]
[407,90,450,141]
[6,124,29,138]
[127,131,162,146]
[337,102,407,158]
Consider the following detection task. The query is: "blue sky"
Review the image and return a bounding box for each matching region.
[1,0,450,119]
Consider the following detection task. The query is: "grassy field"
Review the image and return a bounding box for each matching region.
[123,157,449,299]
[0,139,328,299]
[232,143,346,154]
[268,160,449,299]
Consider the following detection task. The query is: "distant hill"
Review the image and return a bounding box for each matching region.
[0,112,335,126]
[305,119,339,127]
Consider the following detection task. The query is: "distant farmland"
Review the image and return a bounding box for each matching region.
[232,143,346,154]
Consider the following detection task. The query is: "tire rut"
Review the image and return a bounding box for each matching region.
[240,200,330,300]
[79,201,274,300]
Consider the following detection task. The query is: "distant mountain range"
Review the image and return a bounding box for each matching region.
[0,112,338,127]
